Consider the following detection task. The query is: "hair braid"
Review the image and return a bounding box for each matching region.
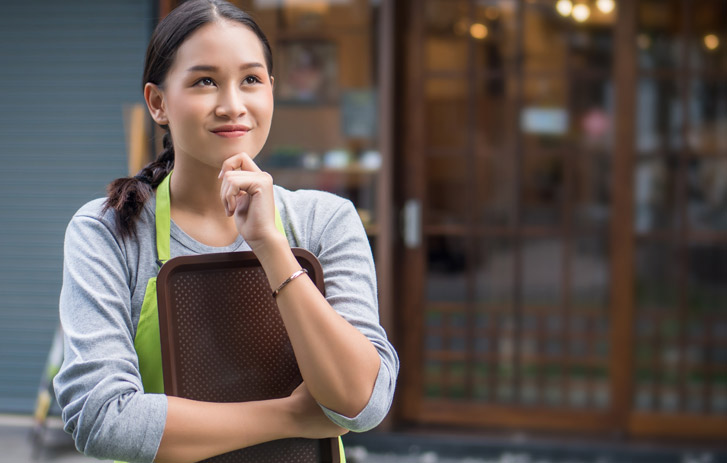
[103,132,175,237]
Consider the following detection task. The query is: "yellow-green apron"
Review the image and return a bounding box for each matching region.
[127,172,345,462]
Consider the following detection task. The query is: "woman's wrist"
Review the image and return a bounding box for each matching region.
[249,234,302,291]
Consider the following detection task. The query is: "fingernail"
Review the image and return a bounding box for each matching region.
[218,169,223,179]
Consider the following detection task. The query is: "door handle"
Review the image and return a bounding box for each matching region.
[401,199,421,249]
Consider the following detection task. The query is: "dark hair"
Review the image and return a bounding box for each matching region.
[104,0,273,237]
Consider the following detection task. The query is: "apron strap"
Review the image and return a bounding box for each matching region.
[155,173,172,266]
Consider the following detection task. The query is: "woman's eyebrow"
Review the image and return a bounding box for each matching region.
[186,63,265,72]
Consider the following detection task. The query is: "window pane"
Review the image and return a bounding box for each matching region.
[687,157,727,231]
[424,0,469,37]
[425,0,521,73]
[573,78,615,152]
[426,235,469,303]
[571,236,610,310]
[635,240,680,311]
[633,157,679,232]
[475,237,515,305]
[687,243,727,314]
[522,238,564,308]
[637,0,685,70]
[473,0,519,72]
[476,154,516,226]
[426,78,469,151]
[569,20,615,72]
[688,79,727,155]
[523,1,568,73]
[477,77,518,156]
[573,155,611,229]
[426,155,469,226]
[689,0,727,73]
[521,77,570,152]
[635,78,684,154]
[522,153,565,227]
[523,0,614,73]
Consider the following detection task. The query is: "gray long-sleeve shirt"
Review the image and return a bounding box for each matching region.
[53,185,399,463]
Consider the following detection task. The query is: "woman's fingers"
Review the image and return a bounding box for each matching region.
[217,152,262,179]
[220,170,271,213]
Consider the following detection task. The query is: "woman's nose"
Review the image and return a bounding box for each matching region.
[215,86,247,119]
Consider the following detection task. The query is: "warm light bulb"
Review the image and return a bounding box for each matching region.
[556,0,573,17]
[470,23,488,40]
[596,0,615,14]
[572,4,591,22]
[704,34,720,51]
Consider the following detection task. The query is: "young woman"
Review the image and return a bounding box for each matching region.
[53,1,398,462]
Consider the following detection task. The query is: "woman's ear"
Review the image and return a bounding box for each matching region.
[144,83,168,125]
[269,75,274,91]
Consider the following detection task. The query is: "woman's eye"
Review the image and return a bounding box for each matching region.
[243,75,261,85]
[196,77,215,87]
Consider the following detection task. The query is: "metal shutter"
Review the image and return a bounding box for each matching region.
[0,0,153,413]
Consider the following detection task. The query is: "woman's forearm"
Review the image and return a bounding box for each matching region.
[154,396,293,463]
[156,381,347,463]
[253,236,381,418]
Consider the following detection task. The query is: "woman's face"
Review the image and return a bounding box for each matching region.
[150,20,274,170]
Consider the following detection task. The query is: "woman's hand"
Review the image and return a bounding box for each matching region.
[218,152,280,250]
[286,382,348,440]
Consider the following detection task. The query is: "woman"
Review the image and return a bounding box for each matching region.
[53,1,398,462]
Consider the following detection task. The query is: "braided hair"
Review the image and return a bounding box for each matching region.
[103,0,273,237]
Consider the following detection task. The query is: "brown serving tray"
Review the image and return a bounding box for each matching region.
[156,248,340,463]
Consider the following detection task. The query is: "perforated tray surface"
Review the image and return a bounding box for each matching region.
[156,248,338,462]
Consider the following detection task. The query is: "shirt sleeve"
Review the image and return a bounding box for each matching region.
[307,199,399,432]
[53,213,166,463]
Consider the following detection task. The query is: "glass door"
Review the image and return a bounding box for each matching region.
[399,0,618,431]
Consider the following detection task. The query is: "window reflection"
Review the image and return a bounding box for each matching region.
[571,236,610,309]
[637,0,685,70]
[522,154,565,227]
[573,155,611,229]
[634,157,678,232]
[572,78,614,151]
[475,237,515,305]
[636,78,683,154]
[689,79,727,154]
[426,155,469,226]
[426,78,469,151]
[476,154,516,226]
[687,157,727,231]
[426,235,468,303]
[690,0,727,72]
[522,238,564,307]
[635,240,679,310]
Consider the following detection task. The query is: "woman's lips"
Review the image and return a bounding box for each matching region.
[211,125,250,138]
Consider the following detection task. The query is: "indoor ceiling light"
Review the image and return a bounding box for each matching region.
[470,23,488,40]
[596,0,615,14]
[704,34,720,51]
[556,0,573,17]
[572,4,591,22]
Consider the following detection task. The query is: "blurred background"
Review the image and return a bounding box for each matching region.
[1,0,726,462]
